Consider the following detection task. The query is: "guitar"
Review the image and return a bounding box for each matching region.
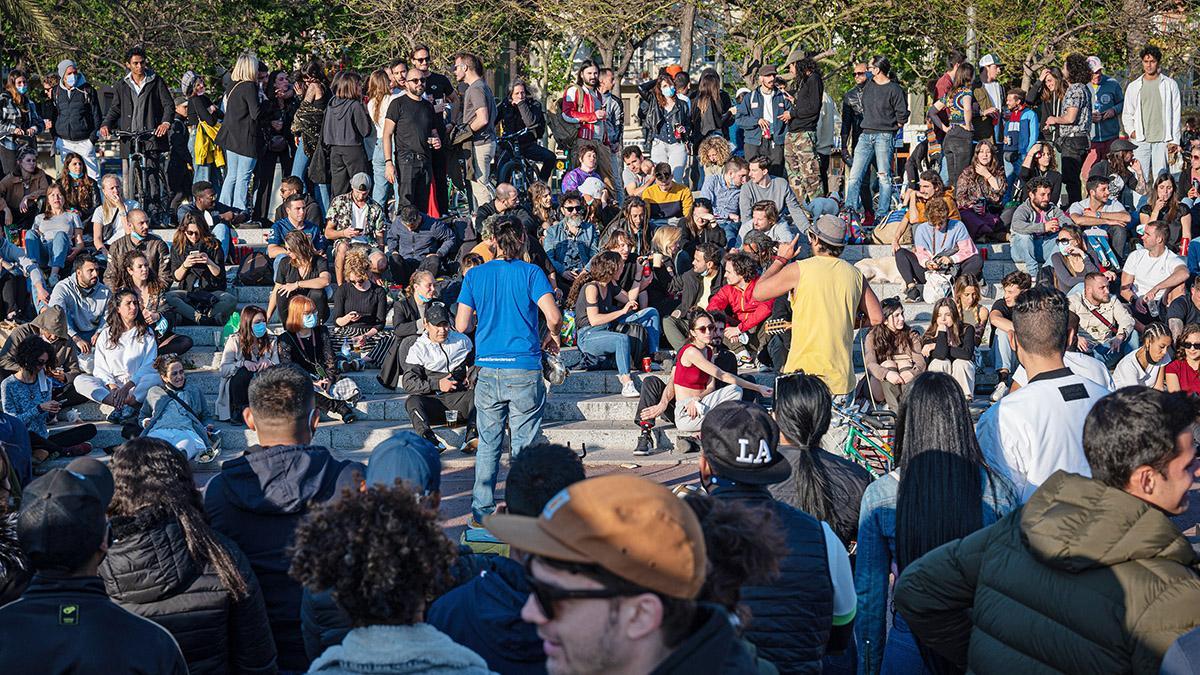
[764,318,792,336]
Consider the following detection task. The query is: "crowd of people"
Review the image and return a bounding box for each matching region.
[0,34,1198,675]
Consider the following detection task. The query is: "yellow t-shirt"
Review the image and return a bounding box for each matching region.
[783,255,865,395]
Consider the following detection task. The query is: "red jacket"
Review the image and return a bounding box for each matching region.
[561,85,600,140]
[706,280,774,333]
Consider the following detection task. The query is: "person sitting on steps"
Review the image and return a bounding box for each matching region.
[401,301,478,455]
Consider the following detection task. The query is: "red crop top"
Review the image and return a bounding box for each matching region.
[673,344,713,390]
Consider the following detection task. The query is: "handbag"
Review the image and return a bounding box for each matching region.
[923,271,953,302]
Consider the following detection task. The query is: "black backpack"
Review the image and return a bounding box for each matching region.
[236,251,273,286]
[547,97,580,152]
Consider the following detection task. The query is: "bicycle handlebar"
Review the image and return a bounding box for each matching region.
[499,127,534,142]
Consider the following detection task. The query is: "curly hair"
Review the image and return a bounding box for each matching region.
[13,335,54,373]
[109,437,249,599]
[697,135,733,169]
[725,251,760,283]
[153,354,183,378]
[343,249,371,282]
[566,251,622,308]
[289,483,457,626]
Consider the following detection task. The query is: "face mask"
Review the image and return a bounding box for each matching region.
[416,293,432,303]
[131,230,145,243]
[251,322,267,338]
[1136,223,1147,236]
[1057,242,1071,255]
[302,313,317,329]
[68,170,83,179]
[661,85,675,98]
[15,85,27,95]
[64,73,79,88]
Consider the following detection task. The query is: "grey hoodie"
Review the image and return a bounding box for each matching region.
[47,275,110,339]
[309,624,494,675]
[322,97,372,147]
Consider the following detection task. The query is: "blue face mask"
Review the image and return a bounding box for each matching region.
[15,85,27,95]
[417,293,432,303]
[251,322,267,338]
[64,73,79,88]
[68,170,83,179]
[661,85,675,98]
[302,313,317,329]
[1057,241,1071,255]
[131,230,144,243]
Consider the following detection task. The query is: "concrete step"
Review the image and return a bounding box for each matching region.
[843,243,1013,262]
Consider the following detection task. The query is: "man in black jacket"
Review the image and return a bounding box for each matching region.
[99,46,174,200]
[0,457,187,673]
[51,59,101,179]
[386,205,457,284]
[700,402,857,674]
[663,241,725,349]
[204,365,364,673]
[400,302,478,453]
[781,50,825,205]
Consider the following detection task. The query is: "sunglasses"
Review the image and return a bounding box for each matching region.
[414,56,430,62]
[693,323,719,332]
[854,71,867,76]
[407,77,427,83]
[525,560,634,620]
[562,205,583,213]
[1184,342,1200,350]
[185,229,200,236]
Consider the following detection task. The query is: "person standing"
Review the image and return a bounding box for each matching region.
[561,60,606,147]
[780,50,825,206]
[50,60,100,179]
[599,67,625,190]
[410,45,454,216]
[736,64,790,176]
[754,216,884,398]
[454,216,561,527]
[383,67,443,215]
[1043,54,1093,204]
[322,71,372,199]
[843,56,909,215]
[214,54,261,211]
[99,46,173,200]
[454,52,497,210]
[1123,44,1181,184]
[1082,56,1124,180]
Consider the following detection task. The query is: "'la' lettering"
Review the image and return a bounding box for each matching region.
[736,438,772,464]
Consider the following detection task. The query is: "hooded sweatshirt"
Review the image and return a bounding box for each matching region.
[47,274,110,339]
[204,443,364,672]
[894,470,1200,674]
[323,96,372,147]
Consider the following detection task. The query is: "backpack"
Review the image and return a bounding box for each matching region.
[236,251,273,286]
[547,96,580,151]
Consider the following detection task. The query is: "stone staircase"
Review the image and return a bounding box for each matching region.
[38,226,1021,473]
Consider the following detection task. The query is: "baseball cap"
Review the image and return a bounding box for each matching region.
[812,214,846,246]
[700,401,791,485]
[485,474,707,599]
[758,64,778,77]
[350,172,372,191]
[664,64,684,77]
[1109,138,1137,153]
[17,457,113,570]
[578,176,605,200]
[978,54,1000,68]
[424,301,451,326]
[1087,56,1103,72]
[367,431,442,495]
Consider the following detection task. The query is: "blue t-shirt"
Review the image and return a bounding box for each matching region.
[268,218,326,252]
[458,258,554,370]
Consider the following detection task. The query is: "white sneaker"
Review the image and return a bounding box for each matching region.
[990,381,1009,402]
[621,381,640,398]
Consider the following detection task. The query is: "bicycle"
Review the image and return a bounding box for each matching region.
[832,404,896,477]
[104,130,172,228]
[495,127,544,201]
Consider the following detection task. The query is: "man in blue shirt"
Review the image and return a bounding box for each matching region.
[1083,56,1125,180]
[267,193,327,275]
[455,216,562,526]
[700,156,750,242]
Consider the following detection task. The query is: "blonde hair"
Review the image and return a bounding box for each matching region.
[652,225,682,255]
[231,53,260,83]
[698,136,733,168]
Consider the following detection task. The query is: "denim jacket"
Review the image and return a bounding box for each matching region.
[543,220,598,276]
[854,469,1018,675]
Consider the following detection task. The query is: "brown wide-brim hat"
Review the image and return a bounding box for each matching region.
[485,474,707,599]
[31,306,68,340]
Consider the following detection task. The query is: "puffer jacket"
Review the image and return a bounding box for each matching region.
[0,512,30,606]
[894,470,1200,674]
[99,507,278,675]
[204,444,365,672]
[710,484,833,675]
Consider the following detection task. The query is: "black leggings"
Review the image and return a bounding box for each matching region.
[1060,136,1088,205]
[30,423,97,453]
[895,249,984,286]
[158,332,193,357]
[0,274,32,322]
[228,366,255,424]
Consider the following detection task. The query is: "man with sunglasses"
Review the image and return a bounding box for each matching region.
[383,67,443,215]
[486,473,753,675]
[410,45,454,214]
[543,191,598,293]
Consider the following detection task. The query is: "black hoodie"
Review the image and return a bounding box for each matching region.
[322,96,372,147]
[650,603,763,675]
[204,443,364,672]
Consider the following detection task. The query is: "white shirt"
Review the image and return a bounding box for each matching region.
[976,369,1106,502]
[1112,349,1165,389]
[1122,247,1185,297]
[1012,351,1114,391]
[93,327,158,386]
[761,89,776,126]
[983,81,1003,111]
[368,94,399,140]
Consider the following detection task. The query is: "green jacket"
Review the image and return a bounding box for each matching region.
[893,470,1200,674]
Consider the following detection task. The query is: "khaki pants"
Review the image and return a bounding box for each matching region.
[928,358,975,398]
[674,385,743,433]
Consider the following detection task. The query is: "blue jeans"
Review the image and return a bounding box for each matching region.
[1092,330,1140,368]
[26,231,70,270]
[220,150,256,210]
[618,307,661,354]
[292,139,331,215]
[472,367,546,522]
[992,328,1016,373]
[1010,231,1056,276]
[845,132,894,213]
[365,136,392,211]
[578,325,633,374]
[212,222,233,258]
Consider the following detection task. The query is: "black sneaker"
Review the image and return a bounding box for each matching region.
[423,432,450,454]
[461,425,479,455]
[674,436,701,454]
[633,432,654,456]
[904,284,922,302]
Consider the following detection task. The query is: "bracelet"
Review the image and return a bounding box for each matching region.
[772,255,788,264]
[385,159,393,164]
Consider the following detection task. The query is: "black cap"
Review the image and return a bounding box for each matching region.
[700,401,791,485]
[17,457,113,570]
[424,301,451,326]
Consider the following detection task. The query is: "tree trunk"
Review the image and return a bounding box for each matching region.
[1123,0,1148,76]
[679,1,697,72]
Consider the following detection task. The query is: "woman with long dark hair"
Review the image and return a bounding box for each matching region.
[856,372,1016,675]
[253,69,299,222]
[602,195,653,256]
[769,372,871,552]
[217,305,278,423]
[568,251,646,399]
[58,152,99,221]
[269,229,330,324]
[1140,173,1191,250]
[73,289,158,424]
[167,213,238,326]
[639,71,691,182]
[1028,67,1065,148]
[921,297,978,398]
[100,437,277,675]
[291,60,331,213]
[0,69,43,176]
[1043,54,1093,204]
[111,250,193,356]
[954,139,1006,240]
[863,296,925,410]
[690,69,733,143]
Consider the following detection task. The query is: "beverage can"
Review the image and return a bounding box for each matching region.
[642,261,651,278]
[642,357,652,372]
